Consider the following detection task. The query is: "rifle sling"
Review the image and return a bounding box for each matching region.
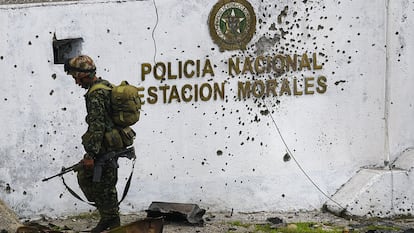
[119,158,136,204]
[61,176,96,207]
[61,157,136,207]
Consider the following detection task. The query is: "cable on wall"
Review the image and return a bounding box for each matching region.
[152,0,159,64]
[261,98,348,212]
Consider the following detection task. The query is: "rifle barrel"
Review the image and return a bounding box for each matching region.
[42,163,79,182]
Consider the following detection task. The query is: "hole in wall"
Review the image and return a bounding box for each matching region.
[52,34,83,64]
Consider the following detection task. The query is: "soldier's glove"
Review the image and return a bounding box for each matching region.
[81,158,94,170]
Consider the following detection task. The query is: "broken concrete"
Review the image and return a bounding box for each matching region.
[146,202,206,225]
[0,199,22,232]
[325,149,414,218]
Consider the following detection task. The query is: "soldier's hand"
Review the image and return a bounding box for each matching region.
[81,158,94,170]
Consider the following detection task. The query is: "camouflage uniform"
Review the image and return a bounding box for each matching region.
[77,79,120,223]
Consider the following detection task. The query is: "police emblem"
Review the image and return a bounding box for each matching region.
[208,0,256,51]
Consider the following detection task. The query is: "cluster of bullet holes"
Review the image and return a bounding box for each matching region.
[3,183,27,196]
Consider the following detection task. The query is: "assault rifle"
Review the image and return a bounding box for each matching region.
[42,147,136,182]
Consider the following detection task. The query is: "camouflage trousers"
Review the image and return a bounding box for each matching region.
[77,162,119,220]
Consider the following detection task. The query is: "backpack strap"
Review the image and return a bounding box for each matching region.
[87,83,112,95]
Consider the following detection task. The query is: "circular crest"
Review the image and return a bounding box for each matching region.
[208,0,256,51]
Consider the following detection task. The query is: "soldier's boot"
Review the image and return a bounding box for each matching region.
[91,216,120,233]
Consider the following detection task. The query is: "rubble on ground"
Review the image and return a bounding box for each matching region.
[0,199,22,233]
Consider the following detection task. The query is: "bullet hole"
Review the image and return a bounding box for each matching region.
[33,124,36,128]
[277,6,289,24]
[59,193,63,198]
[201,161,205,165]
[217,150,223,156]
[107,29,110,33]
[118,41,123,45]
[40,144,43,148]
[282,194,285,198]
[4,98,7,101]
[6,184,12,194]
[51,74,57,80]
[283,153,291,162]
[61,107,67,111]
[395,31,399,35]
[23,191,27,195]
[14,65,17,68]
[0,56,3,60]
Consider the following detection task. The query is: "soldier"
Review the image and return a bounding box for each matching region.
[64,55,121,232]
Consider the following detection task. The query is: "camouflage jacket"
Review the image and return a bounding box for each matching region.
[81,79,114,157]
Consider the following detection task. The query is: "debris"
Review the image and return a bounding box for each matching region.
[16,222,61,233]
[0,199,22,233]
[266,216,285,228]
[146,202,206,225]
[287,223,298,230]
[267,217,283,223]
[108,217,163,233]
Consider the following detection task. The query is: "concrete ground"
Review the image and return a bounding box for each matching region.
[25,210,414,233]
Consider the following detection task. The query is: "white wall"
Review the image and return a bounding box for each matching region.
[0,0,410,218]
[387,0,414,161]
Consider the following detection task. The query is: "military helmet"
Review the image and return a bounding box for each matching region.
[64,55,96,74]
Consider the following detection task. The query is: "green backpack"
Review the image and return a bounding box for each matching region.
[89,80,142,127]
